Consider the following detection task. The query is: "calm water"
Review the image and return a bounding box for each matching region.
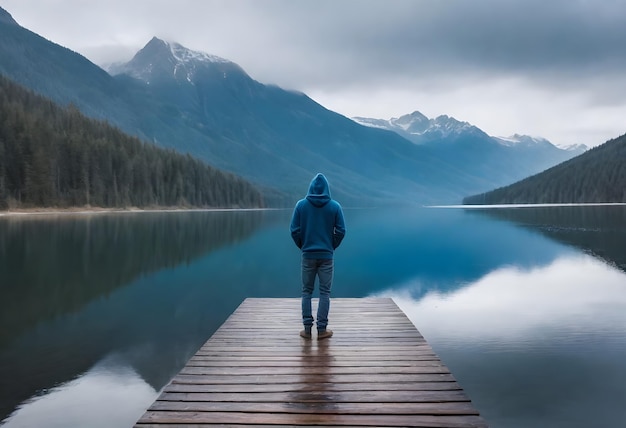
[0,206,625,427]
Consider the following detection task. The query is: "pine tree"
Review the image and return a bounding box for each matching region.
[0,74,265,210]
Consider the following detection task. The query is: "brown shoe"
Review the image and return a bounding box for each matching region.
[300,329,312,339]
[317,329,333,340]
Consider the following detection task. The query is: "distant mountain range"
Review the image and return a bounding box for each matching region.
[0,6,589,205]
[355,112,586,151]
[354,112,483,142]
[354,112,587,192]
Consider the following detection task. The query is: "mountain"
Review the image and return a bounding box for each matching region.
[0,6,589,206]
[463,133,626,204]
[107,37,237,83]
[354,112,483,141]
[0,8,140,129]
[109,38,475,204]
[0,7,17,25]
[354,112,587,191]
[0,13,437,204]
[494,134,555,148]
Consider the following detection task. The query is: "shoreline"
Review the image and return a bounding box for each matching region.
[427,202,626,209]
[0,206,280,217]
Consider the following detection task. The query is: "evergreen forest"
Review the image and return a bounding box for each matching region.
[0,75,264,210]
[463,134,626,204]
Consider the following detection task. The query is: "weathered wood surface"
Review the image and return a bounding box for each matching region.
[136,297,487,427]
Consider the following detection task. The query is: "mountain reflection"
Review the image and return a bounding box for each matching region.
[0,210,266,346]
[468,205,626,272]
[0,210,269,421]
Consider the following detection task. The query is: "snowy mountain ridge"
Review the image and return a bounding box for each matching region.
[353,111,483,140]
[558,143,589,152]
[108,37,241,84]
[494,133,552,148]
[494,134,589,152]
[167,40,230,65]
[354,111,588,152]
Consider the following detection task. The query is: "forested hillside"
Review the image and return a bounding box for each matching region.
[0,75,264,210]
[463,134,626,204]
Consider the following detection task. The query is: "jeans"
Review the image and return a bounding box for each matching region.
[301,258,334,331]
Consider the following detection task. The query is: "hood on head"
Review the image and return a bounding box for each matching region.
[306,173,331,207]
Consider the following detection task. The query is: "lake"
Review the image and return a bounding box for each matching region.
[1,206,625,427]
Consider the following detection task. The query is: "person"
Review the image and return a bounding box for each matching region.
[290,173,346,340]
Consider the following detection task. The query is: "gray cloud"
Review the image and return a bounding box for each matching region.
[247,0,626,86]
[2,0,625,146]
[5,0,624,85]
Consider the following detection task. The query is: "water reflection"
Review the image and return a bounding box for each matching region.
[2,207,625,427]
[0,210,267,346]
[1,355,157,428]
[294,340,335,409]
[0,210,272,421]
[385,254,626,428]
[470,205,626,272]
[335,207,570,298]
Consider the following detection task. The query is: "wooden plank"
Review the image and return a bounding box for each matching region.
[138,411,487,427]
[135,298,487,427]
[178,365,451,375]
[156,390,471,403]
[186,358,442,366]
[148,400,479,414]
[164,382,462,393]
[170,373,457,385]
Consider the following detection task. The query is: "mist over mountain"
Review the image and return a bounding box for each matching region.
[0,6,591,206]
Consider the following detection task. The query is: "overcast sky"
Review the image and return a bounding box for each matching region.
[2,0,625,147]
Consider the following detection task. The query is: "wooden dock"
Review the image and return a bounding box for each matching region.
[136,297,487,427]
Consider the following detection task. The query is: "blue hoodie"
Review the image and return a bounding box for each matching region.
[290,173,346,259]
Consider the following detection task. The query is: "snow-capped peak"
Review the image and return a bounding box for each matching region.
[353,111,481,140]
[165,40,230,65]
[558,143,589,152]
[107,37,242,84]
[430,115,475,135]
[495,133,552,147]
[494,135,588,154]
[392,111,430,132]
